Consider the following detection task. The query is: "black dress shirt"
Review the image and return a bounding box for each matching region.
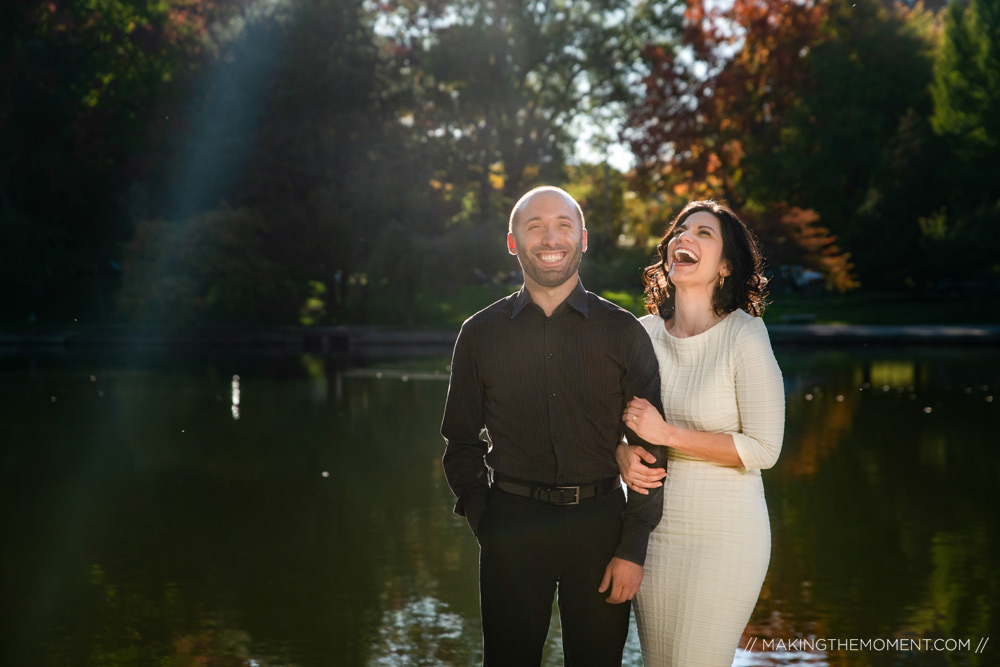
[441,280,666,565]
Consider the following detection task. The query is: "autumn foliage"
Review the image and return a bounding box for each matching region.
[628,0,857,290]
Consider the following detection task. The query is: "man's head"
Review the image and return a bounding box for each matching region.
[507,186,588,290]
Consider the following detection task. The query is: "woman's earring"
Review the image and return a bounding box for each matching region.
[718,274,725,289]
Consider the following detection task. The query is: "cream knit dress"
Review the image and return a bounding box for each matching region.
[634,310,785,667]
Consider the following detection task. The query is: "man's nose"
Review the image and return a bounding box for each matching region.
[542,225,560,245]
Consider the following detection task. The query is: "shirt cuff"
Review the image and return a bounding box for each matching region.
[615,519,650,566]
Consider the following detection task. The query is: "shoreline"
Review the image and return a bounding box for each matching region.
[2,322,1000,354]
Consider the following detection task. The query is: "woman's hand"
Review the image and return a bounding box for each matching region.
[615,442,665,495]
[622,396,667,446]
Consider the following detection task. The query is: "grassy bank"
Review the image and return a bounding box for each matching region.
[385,286,1000,328]
[758,292,1000,325]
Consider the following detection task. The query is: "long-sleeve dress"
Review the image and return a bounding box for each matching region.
[634,309,785,667]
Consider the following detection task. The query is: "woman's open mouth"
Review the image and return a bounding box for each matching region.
[672,248,699,266]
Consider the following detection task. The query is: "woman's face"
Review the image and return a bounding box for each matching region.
[664,211,731,289]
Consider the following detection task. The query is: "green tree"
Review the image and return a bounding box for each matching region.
[750,0,938,237]
[137,0,431,325]
[116,207,297,327]
[932,0,1000,162]
[0,0,223,323]
[561,163,668,290]
[929,0,1000,281]
[793,1,942,291]
[378,0,682,230]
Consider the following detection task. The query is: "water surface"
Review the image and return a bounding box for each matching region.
[1,345,997,666]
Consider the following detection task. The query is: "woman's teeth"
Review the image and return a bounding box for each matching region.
[674,248,698,263]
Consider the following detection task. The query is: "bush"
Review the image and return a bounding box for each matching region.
[116,207,298,327]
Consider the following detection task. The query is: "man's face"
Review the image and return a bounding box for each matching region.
[508,191,587,289]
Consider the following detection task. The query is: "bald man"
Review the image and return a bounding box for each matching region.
[442,186,667,665]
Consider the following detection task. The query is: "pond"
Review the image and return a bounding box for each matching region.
[1,343,997,666]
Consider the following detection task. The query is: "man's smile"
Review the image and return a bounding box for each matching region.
[537,250,568,264]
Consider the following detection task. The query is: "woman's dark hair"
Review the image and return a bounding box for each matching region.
[642,200,768,319]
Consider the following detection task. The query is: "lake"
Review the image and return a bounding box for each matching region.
[1,343,997,666]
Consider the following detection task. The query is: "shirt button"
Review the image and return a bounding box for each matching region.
[550,392,556,398]
[546,353,553,359]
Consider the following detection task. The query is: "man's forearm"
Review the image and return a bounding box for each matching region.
[616,478,664,565]
[615,437,666,565]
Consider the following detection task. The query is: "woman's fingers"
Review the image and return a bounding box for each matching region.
[633,446,657,465]
[622,447,665,478]
[621,443,665,494]
[630,468,665,483]
[625,482,649,495]
[622,476,663,495]
[622,476,650,495]
[627,457,665,480]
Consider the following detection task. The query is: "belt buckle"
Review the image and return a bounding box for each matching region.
[555,485,580,505]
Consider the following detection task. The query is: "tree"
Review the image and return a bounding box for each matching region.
[626,0,944,291]
[626,0,855,289]
[124,0,432,325]
[0,0,231,322]
[116,207,296,327]
[929,0,1000,281]
[781,1,941,291]
[931,0,1000,163]
[749,0,938,236]
[376,0,683,232]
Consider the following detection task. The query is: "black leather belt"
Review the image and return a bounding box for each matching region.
[492,473,621,506]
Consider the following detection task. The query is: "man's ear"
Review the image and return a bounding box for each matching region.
[582,228,588,253]
[507,232,517,256]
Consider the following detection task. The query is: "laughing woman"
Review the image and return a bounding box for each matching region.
[617,200,785,667]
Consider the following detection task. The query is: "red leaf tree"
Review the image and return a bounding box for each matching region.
[627,0,858,291]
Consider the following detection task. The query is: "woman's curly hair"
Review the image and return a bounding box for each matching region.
[643,200,768,319]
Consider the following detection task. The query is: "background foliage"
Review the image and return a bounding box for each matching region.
[2,0,998,327]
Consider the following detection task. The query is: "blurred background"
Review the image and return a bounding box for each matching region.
[2,0,998,331]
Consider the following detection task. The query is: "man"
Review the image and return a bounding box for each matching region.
[441,186,666,665]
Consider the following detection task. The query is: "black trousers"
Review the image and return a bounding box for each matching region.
[476,485,631,666]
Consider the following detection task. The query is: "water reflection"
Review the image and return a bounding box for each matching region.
[746,346,999,667]
[232,374,241,420]
[0,346,997,666]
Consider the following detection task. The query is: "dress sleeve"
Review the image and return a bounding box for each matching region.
[728,317,785,471]
[441,321,490,534]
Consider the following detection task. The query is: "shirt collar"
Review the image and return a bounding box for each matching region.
[511,279,589,319]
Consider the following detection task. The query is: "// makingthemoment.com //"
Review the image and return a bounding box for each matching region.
[744,636,990,654]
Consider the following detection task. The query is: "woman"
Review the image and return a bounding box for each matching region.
[617,200,784,666]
